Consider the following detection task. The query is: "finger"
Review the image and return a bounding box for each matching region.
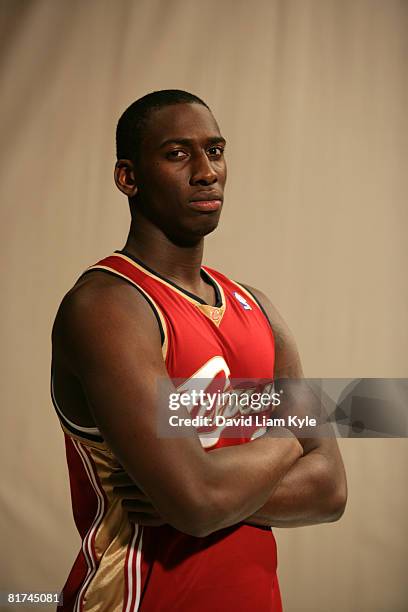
[113,486,149,500]
[122,500,161,514]
[127,512,166,526]
[109,471,136,487]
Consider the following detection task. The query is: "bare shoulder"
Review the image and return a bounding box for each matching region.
[52,270,163,372]
[240,283,303,378]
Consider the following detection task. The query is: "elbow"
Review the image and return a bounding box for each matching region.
[322,475,348,523]
[324,486,347,522]
[311,460,348,524]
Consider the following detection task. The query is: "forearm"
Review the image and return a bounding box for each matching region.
[198,429,303,535]
[243,448,347,528]
[113,430,303,537]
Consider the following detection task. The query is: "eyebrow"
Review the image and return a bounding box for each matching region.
[159,136,227,149]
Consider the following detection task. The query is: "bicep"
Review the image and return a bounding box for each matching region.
[53,282,208,525]
[242,283,303,378]
[242,283,339,455]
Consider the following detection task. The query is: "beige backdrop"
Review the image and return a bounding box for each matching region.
[1,1,407,611]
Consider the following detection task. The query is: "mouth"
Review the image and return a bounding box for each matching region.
[188,194,223,213]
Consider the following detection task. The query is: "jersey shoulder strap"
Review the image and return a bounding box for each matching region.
[82,252,168,357]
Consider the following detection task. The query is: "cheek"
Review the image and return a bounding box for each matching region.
[210,160,227,187]
[146,166,188,196]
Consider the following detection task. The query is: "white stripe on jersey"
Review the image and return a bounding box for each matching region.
[124,526,144,612]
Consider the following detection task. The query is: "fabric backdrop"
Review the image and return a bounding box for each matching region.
[1,1,407,610]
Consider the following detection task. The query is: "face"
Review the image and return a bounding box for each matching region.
[115,103,227,245]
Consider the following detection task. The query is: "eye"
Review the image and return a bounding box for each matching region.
[166,149,188,160]
[208,146,225,158]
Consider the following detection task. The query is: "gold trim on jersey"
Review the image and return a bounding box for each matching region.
[112,253,227,326]
[67,434,141,612]
[194,303,225,327]
[199,267,226,326]
[86,264,169,360]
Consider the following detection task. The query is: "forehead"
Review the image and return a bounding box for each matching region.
[142,103,222,148]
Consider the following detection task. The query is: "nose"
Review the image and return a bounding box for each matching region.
[190,152,218,186]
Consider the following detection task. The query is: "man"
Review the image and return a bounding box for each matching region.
[52,90,347,611]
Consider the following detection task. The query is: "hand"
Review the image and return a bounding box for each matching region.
[110,470,167,527]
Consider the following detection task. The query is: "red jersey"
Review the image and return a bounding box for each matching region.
[53,250,282,611]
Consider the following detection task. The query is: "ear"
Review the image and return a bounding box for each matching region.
[114,160,138,197]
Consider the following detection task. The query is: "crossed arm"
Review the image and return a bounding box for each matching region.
[241,285,347,527]
[53,274,346,536]
[114,285,347,529]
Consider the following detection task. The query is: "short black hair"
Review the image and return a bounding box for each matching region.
[116,89,210,161]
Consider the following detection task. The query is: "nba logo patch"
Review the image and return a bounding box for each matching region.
[233,291,252,310]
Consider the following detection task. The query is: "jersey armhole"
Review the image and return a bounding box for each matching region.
[51,266,169,442]
[50,367,105,443]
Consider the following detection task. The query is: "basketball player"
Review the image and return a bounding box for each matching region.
[51,90,347,611]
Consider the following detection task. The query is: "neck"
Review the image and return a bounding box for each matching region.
[123,215,205,290]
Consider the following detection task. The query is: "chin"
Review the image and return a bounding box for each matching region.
[167,216,220,247]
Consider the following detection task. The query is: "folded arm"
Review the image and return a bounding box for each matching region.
[241,284,347,528]
[52,273,303,537]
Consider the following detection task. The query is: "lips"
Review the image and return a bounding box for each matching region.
[188,193,223,212]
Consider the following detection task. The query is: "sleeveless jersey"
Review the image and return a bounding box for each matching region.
[52,250,282,612]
